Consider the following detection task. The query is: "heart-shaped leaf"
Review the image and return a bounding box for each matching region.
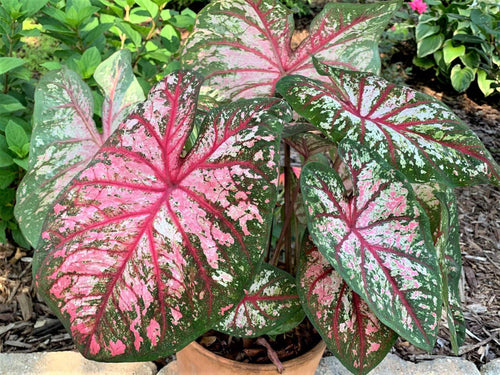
[15,50,145,247]
[301,141,442,350]
[182,0,399,101]
[413,184,465,353]
[214,263,304,337]
[297,239,397,375]
[277,64,500,186]
[35,70,290,360]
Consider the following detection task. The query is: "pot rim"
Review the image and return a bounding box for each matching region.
[184,339,326,371]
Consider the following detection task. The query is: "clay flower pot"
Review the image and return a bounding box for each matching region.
[176,340,326,375]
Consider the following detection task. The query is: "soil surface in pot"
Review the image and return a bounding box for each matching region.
[193,319,322,367]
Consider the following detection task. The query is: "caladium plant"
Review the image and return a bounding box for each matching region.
[18,0,500,374]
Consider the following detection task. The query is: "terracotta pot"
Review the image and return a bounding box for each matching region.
[176,340,326,375]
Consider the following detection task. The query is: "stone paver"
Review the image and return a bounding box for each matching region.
[157,361,177,375]
[0,351,157,375]
[481,358,500,375]
[315,353,480,375]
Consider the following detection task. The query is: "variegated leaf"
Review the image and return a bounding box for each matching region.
[35,70,290,360]
[15,50,145,247]
[301,141,442,350]
[277,64,500,186]
[285,131,334,162]
[182,0,399,101]
[413,184,465,353]
[297,239,397,375]
[214,263,304,337]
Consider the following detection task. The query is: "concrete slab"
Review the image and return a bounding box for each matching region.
[0,351,157,375]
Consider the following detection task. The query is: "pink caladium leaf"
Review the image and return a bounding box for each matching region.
[277,63,500,186]
[301,141,442,350]
[35,70,290,361]
[182,0,399,102]
[15,50,145,247]
[297,239,397,375]
[413,184,465,353]
[214,263,304,337]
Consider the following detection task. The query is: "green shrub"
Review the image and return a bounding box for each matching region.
[414,0,500,96]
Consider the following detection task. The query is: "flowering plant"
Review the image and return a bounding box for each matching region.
[409,0,427,14]
[17,1,499,374]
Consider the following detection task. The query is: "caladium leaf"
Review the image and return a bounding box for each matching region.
[277,64,500,186]
[35,70,290,361]
[285,131,335,163]
[301,141,442,350]
[297,239,397,375]
[214,263,304,337]
[182,0,399,101]
[413,184,465,353]
[15,50,145,248]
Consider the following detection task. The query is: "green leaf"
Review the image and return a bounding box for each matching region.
[0,150,14,167]
[41,61,62,71]
[0,57,26,75]
[78,47,102,79]
[477,70,494,96]
[11,228,31,249]
[413,56,435,69]
[415,23,440,41]
[0,94,25,114]
[450,64,475,92]
[135,0,158,18]
[452,34,484,44]
[168,14,195,29]
[115,20,142,47]
[0,169,16,189]
[5,121,29,150]
[13,157,29,170]
[417,33,445,58]
[160,24,180,53]
[442,40,465,65]
[0,222,7,244]
[460,52,480,69]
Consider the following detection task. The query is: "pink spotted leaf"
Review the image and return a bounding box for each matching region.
[214,263,304,337]
[413,184,465,352]
[35,70,290,360]
[277,63,500,186]
[301,140,442,350]
[15,50,145,248]
[297,239,397,375]
[182,0,399,102]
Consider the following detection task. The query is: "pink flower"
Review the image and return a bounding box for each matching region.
[409,0,427,14]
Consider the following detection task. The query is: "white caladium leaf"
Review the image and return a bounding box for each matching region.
[35,70,290,361]
[277,64,500,187]
[413,184,465,353]
[301,141,442,350]
[214,263,304,337]
[15,50,145,247]
[182,0,399,101]
[297,239,397,375]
